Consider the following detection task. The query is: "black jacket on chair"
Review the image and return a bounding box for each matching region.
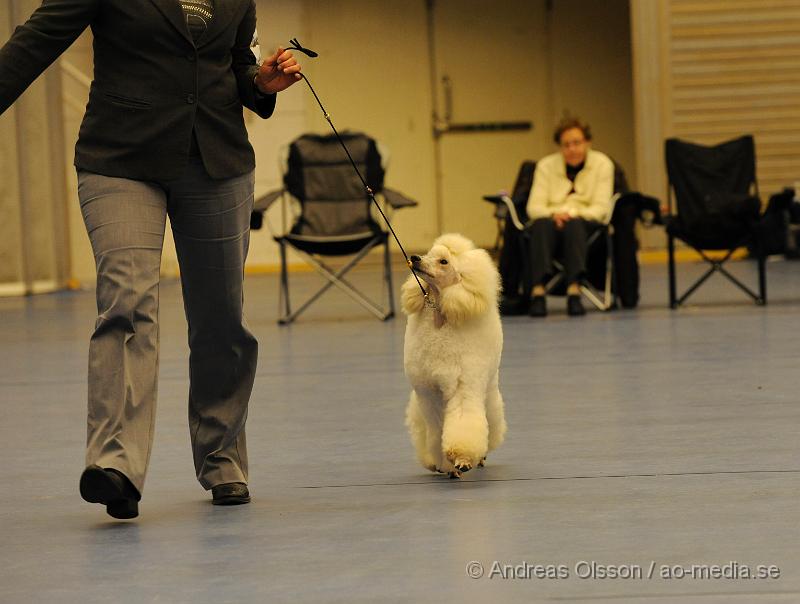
[0,0,276,180]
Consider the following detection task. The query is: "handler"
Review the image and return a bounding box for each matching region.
[0,0,302,518]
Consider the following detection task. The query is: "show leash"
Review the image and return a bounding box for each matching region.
[284,39,434,308]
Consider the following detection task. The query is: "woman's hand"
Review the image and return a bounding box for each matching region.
[553,212,572,230]
[254,47,302,95]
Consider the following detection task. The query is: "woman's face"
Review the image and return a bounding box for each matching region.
[559,127,589,167]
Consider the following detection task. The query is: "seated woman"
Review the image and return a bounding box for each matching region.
[526,117,614,317]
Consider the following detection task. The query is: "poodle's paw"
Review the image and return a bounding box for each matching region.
[453,458,473,473]
[445,448,477,474]
[448,470,462,479]
[424,463,439,473]
[478,457,486,468]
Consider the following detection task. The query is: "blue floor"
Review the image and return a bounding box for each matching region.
[1,257,799,603]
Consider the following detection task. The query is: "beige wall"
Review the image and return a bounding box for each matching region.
[8,0,800,292]
[298,0,635,250]
[61,31,94,286]
[301,0,438,246]
[629,0,800,248]
[550,0,636,185]
[0,4,24,286]
[631,0,800,198]
[0,0,70,294]
[432,0,549,247]
[2,0,637,290]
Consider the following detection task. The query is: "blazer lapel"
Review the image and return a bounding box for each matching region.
[197,0,244,47]
[148,0,194,45]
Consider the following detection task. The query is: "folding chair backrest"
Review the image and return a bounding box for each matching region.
[495,160,535,222]
[511,161,536,206]
[613,161,630,196]
[665,135,757,229]
[285,132,385,237]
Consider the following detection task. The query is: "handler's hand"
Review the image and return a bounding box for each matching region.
[255,47,302,94]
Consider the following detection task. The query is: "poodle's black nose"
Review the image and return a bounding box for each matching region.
[410,255,421,263]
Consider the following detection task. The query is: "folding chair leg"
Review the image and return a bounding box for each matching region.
[383,237,396,319]
[676,264,717,306]
[667,233,678,308]
[672,243,765,308]
[519,233,533,301]
[605,229,617,309]
[278,238,393,324]
[609,250,619,309]
[757,241,767,306]
[278,241,292,324]
[579,284,607,310]
[562,228,616,312]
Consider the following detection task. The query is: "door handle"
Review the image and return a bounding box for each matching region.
[433,74,532,138]
[442,74,453,123]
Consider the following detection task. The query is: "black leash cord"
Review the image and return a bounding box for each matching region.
[285,39,429,301]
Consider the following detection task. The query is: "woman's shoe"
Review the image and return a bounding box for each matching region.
[79,465,140,519]
[529,295,547,317]
[567,295,586,316]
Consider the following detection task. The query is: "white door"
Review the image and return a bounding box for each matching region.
[427,0,552,248]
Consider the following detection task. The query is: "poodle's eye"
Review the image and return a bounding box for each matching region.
[439,259,448,265]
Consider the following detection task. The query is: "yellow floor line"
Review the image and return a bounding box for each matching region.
[243,248,752,274]
[245,264,311,275]
[66,248,755,287]
[638,248,749,265]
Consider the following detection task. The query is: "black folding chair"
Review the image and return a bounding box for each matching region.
[252,132,417,324]
[664,135,766,308]
[484,161,536,294]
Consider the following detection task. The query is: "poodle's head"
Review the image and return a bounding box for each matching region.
[401,233,500,325]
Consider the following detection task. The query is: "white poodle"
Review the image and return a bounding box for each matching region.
[401,233,507,478]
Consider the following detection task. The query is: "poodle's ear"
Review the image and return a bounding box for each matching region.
[439,248,500,326]
[401,274,426,315]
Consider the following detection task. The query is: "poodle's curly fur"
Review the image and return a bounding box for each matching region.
[401,234,507,477]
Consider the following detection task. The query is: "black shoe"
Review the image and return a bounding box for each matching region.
[212,482,251,506]
[79,465,140,519]
[529,295,547,317]
[500,296,529,316]
[567,294,586,316]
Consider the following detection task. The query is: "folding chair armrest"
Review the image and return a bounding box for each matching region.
[253,188,284,212]
[382,187,418,210]
[499,195,527,231]
[605,193,622,225]
[613,192,665,227]
[634,193,664,226]
[252,188,298,238]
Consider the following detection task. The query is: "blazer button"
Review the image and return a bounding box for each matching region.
[187,94,196,104]
[186,54,196,61]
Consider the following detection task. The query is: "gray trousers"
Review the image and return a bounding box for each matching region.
[78,157,257,493]
[529,217,603,286]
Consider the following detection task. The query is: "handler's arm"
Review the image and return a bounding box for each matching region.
[232,0,276,118]
[0,0,99,114]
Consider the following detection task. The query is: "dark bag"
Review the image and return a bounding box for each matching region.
[750,188,795,256]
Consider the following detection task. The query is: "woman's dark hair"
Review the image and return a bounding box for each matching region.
[553,117,592,144]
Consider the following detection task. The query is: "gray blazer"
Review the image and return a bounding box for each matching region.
[0,0,276,180]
